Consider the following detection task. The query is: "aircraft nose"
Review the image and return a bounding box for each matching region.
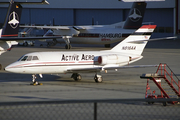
[5,66,10,72]
[5,64,15,72]
[5,62,22,73]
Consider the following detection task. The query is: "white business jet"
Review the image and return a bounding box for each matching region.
[22,2,147,49]
[6,25,159,85]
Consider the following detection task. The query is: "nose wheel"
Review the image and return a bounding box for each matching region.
[30,74,43,85]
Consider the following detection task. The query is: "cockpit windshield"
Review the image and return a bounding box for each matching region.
[18,55,39,61]
[21,56,28,61]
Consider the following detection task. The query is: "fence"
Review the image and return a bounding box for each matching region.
[0,98,180,120]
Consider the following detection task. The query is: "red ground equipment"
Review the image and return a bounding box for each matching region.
[140,63,180,106]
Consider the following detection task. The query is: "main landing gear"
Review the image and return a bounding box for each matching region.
[63,36,72,49]
[30,74,43,85]
[71,73,82,81]
[94,73,103,83]
[71,73,103,83]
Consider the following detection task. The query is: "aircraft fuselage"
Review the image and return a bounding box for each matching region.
[50,26,135,45]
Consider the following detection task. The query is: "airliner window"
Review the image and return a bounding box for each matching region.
[21,56,28,61]
[27,56,32,61]
[32,56,39,60]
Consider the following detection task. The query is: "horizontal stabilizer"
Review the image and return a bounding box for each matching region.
[128,36,177,43]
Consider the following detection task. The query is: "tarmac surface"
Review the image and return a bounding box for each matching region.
[0,41,180,102]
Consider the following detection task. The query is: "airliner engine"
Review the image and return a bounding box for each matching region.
[0,41,14,55]
[94,54,130,65]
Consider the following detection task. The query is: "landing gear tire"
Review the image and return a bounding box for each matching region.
[71,73,82,81]
[65,44,72,49]
[94,75,103,83]
[30,82,43,86]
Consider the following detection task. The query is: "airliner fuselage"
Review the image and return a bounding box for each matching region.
[50,26,135,45]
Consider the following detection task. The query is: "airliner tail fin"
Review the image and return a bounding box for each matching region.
[123,2,147,29]
[1,0,22,38]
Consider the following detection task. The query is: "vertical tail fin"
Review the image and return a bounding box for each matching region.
[1,0,22,38]
[111,25,156,55]
[123,2,147,29]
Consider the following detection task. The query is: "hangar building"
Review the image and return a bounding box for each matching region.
[0,0,179,38]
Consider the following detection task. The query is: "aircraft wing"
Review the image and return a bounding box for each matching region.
[20,25,71,30]
[66,64,159,73]
[102,64,159,70]
[0,0,49,4]
[0,36,62,41]
[20,25,86,30]
[67,67,102,73]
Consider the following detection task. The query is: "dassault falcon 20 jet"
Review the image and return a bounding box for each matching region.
[6,25,171,85]
[22,2,147,49]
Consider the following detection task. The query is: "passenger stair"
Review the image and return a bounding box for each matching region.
[140,63,180,105]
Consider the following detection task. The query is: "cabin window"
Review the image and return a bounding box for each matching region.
[27,56,32,61]
[21,56,28,61]
[32,56,39,60]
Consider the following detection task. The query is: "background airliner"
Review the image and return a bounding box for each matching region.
[5,25,158,85]
[22,2,147,49]
[0,0,61,55]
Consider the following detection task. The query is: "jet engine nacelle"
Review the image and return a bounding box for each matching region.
[94,54,129,65]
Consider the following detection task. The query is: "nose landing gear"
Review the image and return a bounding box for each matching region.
[30,74,43,85]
